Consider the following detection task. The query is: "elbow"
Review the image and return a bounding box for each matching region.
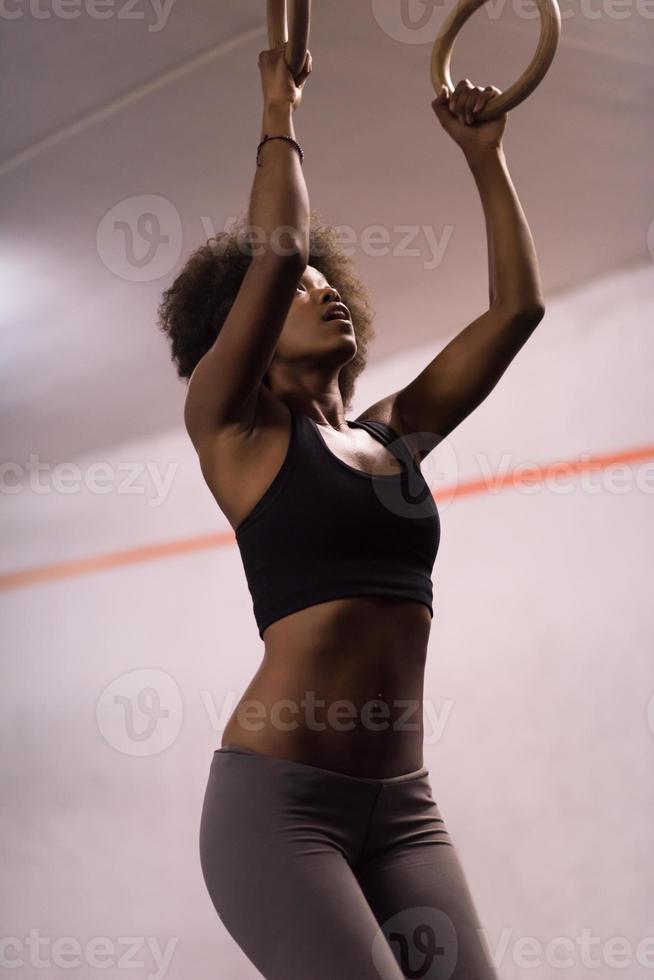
[277,234,309,269]
[273,227,310,268]
[505,300,546,328]
[291,242,310,270]
[256,240,308,272]
[526,300,546,323]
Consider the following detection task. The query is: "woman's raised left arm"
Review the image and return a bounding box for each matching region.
[364,81,546,448]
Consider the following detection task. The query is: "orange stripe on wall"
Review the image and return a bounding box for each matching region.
[438,443,654,500]
[0,531,235,592]
[1,443,652,594]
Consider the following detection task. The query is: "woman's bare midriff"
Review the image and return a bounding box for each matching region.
[220,594,433,778]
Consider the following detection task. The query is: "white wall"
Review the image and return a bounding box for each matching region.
[1,262,653,979]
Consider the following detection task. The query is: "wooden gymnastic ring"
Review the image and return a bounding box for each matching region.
[267,0,311,78]
[431,0,561,121]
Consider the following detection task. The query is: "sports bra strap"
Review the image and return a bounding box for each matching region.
[348,418,401,448]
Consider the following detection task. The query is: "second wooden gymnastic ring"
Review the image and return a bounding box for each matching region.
[431,0,561,121]
[267,0,311,78]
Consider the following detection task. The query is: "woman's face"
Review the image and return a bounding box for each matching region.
[273,265,357,367]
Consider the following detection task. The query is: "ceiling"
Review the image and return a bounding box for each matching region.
[2,0,652,464]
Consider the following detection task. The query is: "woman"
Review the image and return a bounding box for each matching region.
[159,44,544,980]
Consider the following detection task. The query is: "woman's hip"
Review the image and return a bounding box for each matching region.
[199,743,441,877]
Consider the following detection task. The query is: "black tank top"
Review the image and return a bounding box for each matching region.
[234,406,441,638]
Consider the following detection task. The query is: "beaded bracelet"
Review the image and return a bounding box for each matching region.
[256,133,305,167]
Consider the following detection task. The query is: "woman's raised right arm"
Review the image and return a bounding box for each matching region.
[184,48,311,446]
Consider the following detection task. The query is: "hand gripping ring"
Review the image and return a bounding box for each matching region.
[267,0,311,78]
[431,0,561,121]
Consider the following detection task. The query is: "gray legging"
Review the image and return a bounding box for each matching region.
[199,744,498,980]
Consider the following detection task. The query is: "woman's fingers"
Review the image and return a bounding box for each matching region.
[464,89,481,124]
[434,84,450,105]
[472,94,485,114]
[451,83,474,123]
[449,81,501,124]
[448,78,471,120]
[295,49,312,86]
[472,85,502,122]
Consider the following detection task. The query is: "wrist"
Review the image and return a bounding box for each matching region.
[262,101,295,140]
[464,141,505,171]
[263,99,295,118]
